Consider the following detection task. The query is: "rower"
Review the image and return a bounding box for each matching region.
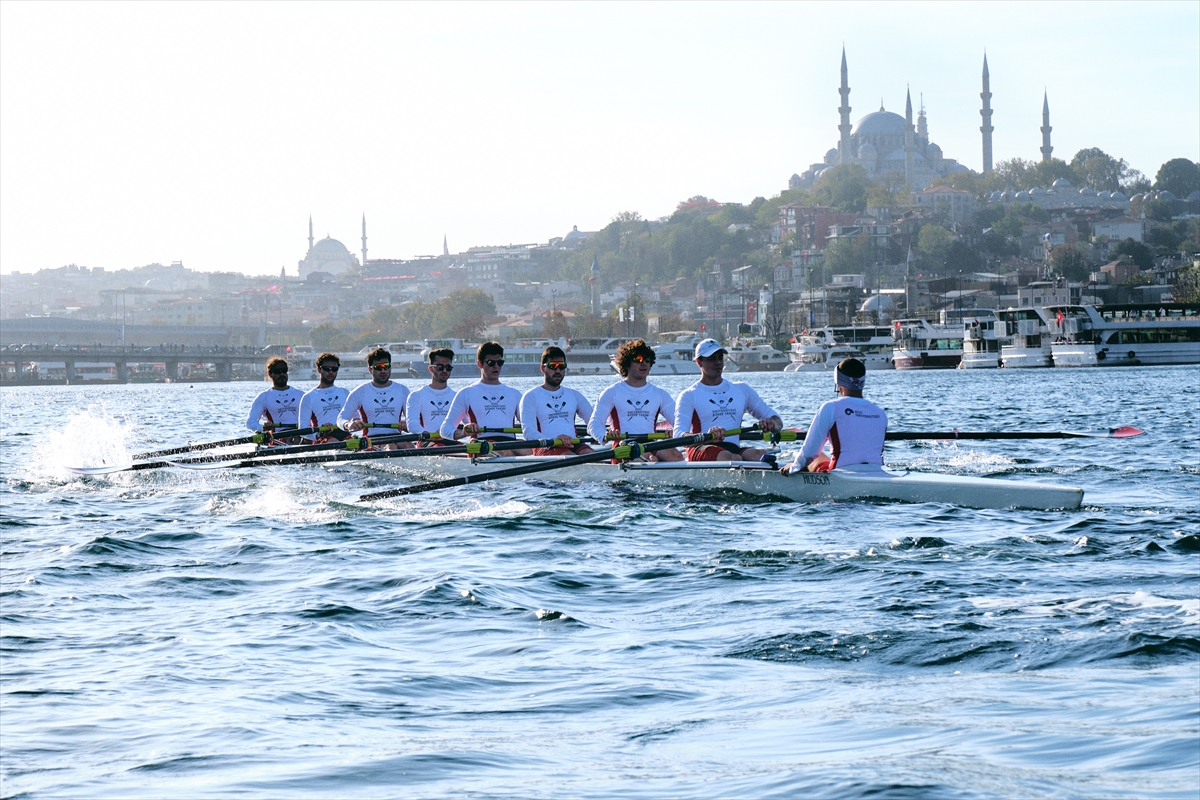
[520,346,594,455]
[337,347,410,446]
[439,341,530,455]
[246,357,303,439]
[673,338,783,463]
[297,352,350,442]
[588,338,682,462]
[781,357,887,475]
[405,347,457,447]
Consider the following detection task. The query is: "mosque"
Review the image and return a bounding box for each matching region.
[792,51,1020,191]
[297,215,364,279]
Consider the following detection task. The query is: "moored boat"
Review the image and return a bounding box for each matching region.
[960,315,1001,369]
[369,455,1084,510]
[1046,303,1200,367]
[725,338,790,372]
[997,307,1053,368]
[565,337,622,375]
[892,318,964,370]
[785,336,864,371]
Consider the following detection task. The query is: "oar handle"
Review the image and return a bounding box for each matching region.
[130,426,319,460]
[359,432,715,501]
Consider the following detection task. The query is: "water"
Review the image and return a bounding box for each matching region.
[2,367,1198,799]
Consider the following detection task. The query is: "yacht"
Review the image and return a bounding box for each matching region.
[892,318,964,370]
[566,337,622,375]
[1046,303,1200,367]
[641,335,739,376]
[959,315,1001,369]
[726,337,790,372]
[820,325,896,370]
[784,336,865,372]
[997,307,1053,368]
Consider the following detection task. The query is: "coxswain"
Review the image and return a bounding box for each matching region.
[246,357,303,441]
[781,357,887,475]
[439,342,530,455]
[587,339,681,461]
[673,338,783,462]
[519,346,594,455]
[337,347,410,447]
[297,352,350,442]
[405,347,457,447]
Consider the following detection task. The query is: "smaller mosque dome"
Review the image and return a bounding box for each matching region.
[1000,189,1015,201]
[1015,191,1031,201]
[1158,191,1178,201]
[989,191,1002,201]
[1029,187,1045,196]
[1110,191,1127,202]
[1129,193,1144,203]
[1144,191,1158,201]
[1052,178,1072,188]
[1187,191,1200,202]
[825,148,839,164]
[1079,187,1095,196]
[927,142,943,157]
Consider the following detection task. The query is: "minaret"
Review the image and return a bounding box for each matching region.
[917,94,928,146]
[1040,91,1053,163]
[980,54,994,173]
[837,47,852,163]
[361,213,368,266]
[443,234,449,257]
[904,87,915,189]
[308,215,314,251]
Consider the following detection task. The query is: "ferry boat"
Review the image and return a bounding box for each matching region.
[891,319,964,370]
[787,326,894,371]
[725,337,790,372]
[641,335,738,375]
[565,337,622,375]
[997,307,1053,368]
[1046,303,1200,367]
[784,338,865,371]
[960,315,1001,369]
[409,338,572,378]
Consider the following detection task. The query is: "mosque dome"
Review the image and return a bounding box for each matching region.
[1052,178,1072,188]
[564,225,589,241]
[313,237,351,253]
[1000,189,1015,201]
[851,110,908,136]
[860,294,897,315]
[1110,191,1127,202]
[1158,190,1178,201]
[1029,187,1045,196]
[1129,194,1144,203]
[825,148,839,164]
[1079,187,1095,196]
[1015,191,1031,201]
[1188,191,1200,202]
[857,141,878,160]
[927,143,943,158]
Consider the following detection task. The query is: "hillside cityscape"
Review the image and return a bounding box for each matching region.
[3,53,1198,361]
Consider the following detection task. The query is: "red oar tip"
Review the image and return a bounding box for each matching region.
[1109,426,1145,438]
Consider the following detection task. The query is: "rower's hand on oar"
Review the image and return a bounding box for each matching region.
[460,422,480,438]
[758,416,783,434]
[707,426,726,441]
[345,419,367,432]
[554,434,574,448]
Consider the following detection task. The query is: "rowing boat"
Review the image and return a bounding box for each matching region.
[361,455,1084,510]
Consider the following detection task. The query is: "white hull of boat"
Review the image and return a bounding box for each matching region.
[369,457,1083,510]
[1000,346,1053,368]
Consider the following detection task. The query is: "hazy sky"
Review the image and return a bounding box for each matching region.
[2,1,1197,277]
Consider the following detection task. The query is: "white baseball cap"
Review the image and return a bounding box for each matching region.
[694,338,726,359]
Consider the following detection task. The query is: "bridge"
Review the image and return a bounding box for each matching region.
[0,344,283,384]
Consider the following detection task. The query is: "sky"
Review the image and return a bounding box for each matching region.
[2,1,1197,277]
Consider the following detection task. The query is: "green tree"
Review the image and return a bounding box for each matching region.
[1032,158,1077,187]
[542,310,570,339]
[917,225,953,272]
[811,163,869,211]
[1112,238,1154,270]
[995,158,1037,190]
[431,288,496,336]
[1048,244,1091,282]
[1147,225,1184,253]
[309,322,350,351]
[823,232,874,275]
[1070,148,1132,192]
[1154,158,1200,198]
[1144,199,1176,223]
[1173,263,1200,303]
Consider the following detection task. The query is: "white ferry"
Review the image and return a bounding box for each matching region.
[960,315,1001,369]
[996,307,1053,368]
[1046,303,1200,367]
[726,337,790,372]
[641,335,738,375]
[891,318,964,370]
[565,337,622,375]
[787,326,894,371]
[784,336,865,372]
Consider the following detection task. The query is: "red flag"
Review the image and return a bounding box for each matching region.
[1056,310,1064,324]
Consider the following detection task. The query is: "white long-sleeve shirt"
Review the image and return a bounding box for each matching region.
[337,381,410,436]
[297,386,349,440]
[439,382,522,440]
[587,381,675,441]
[405,385,457,435]
[789,396,887,471]
[520,385,593,442]
[672,379,778,447]
[246,387,304,432]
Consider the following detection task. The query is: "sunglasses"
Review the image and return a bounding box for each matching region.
[430,363,454,372]
[543,361,567,370]
[631,354,656,364]
[483,359,505,368]
[269,368,288,375]
[319,364,340,372]
[370,362,391,371]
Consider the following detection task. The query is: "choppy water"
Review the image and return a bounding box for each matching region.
[2,367,1198,799]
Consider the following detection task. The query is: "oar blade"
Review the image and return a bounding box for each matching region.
[1108,426,1144,438]
[65,464,135,476]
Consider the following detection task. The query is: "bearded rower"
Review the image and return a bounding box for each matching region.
[338,347,410,444]
[673,338,783,463]
[297,352,349,441]
[440,342,530,455]
[587,338,681,462]
[405,347,457,446]
[519,346,594,456]
[246,357,303,436]
[782,357,887,475]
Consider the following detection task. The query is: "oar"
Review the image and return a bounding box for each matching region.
[359,431,727,501]
[178,436,574,471]
[129,427,318,460]
[605,426,1146,443]
[169,431,442,466]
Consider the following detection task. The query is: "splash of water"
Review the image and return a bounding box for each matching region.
[27,405,134,481]
[903,441,1015,471]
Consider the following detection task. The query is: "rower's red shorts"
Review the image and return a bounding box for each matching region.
[686,442,744,461]
[533,445,593,456]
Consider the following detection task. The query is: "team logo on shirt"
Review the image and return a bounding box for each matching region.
[481,394,509,414]
[545,399,569,423]
[428,399,451,420]
[707,395,738,422]
[624,398,652,420]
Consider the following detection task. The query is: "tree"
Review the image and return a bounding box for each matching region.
[811,163,869,212]
[431,288,496,336]
[1173,263,1200,303]
[1112,238,1154,270]
[1147,225,1184,253]
[449,314,488,341]
[1070,148,1132,192]
[1048,244,1091,282]
[1154,158,1200,198]
[917,225,953,272]
[309,322,350,351]
[1144,199,1176,223]
[823,232,874,276]
[542,310,570,339]
[995,158,1037,190]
